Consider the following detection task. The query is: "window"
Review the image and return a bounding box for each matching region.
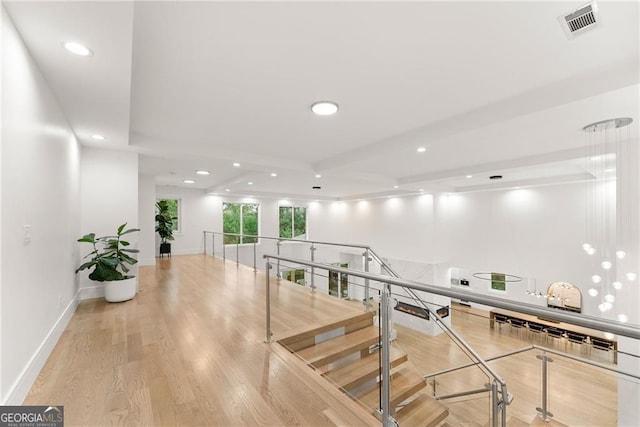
[157,198,180,232]
[279,206,306,239]
[282,269,305,286]
[223,203,259,244]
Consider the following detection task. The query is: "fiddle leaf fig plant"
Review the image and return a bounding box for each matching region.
[76,223,140,282]
[155,200,177,244]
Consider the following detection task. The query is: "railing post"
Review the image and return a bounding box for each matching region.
[253,242,257,272]
[536,353,554,421]
[212,233,215,257]
[310,244,316,293]
[236,239,239,266]
[380,285,394,427]
[265,261,273,343]
[276,240,281,280]
[491,381,499,427]
[363,249,371,311]
[203,231,206,255]
[223,236,226,260]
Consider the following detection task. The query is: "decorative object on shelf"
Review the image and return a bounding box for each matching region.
[76,223,140,302]
[155,200,177,257]
[581,117,636,318]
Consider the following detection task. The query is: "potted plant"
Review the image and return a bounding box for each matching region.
[76,223,140,302]
[155,200,176,257]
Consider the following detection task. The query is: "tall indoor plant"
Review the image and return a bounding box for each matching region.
[155,200,176,257]
[76,223,140,302]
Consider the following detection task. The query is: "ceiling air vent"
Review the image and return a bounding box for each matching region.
[559,2,600,39]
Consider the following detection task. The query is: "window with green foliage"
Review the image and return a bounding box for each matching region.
[279,206,306,239]
[491,272,506,291]
[157,199,180,232]
[223,203,259,244]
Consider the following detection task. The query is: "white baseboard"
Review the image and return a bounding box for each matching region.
[79,284,104,300]
[1,291,80,405]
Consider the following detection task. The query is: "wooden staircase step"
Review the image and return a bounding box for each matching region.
[356,368,427,413]
[325,346,408,391]
[394,393,449,427]
[296,325,380,368]
[277,311,375,352]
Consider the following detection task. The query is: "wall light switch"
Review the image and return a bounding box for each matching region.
[23,225,32,244]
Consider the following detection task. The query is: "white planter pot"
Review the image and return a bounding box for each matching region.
[104,277,137,303]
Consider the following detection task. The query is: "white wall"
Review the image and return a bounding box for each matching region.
[1,8,81,404]
[155,186,222,255]
[138,174,156,266]
[79,147,138,299]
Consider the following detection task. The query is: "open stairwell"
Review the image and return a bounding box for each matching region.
[277,311,449,426]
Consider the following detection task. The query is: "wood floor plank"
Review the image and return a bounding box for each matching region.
[23,255,620,426]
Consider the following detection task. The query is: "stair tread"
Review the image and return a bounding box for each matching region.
[296,325,380,367]
[277,311,374,347]
[394,393,449,427]
[356,367,427,411]
[325,346,408,391]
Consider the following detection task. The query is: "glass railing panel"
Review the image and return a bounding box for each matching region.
[546,349,619,426]
[394,318,492,426]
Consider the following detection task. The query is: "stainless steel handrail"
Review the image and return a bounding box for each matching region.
[203,230,369,250]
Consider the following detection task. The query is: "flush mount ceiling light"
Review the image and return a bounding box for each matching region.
[315,174,322,178]
[270,173,277,177]
[183,179,195,184]
[233,162,240,167]
[91,134,105,140]
[247,182,253,185]
[416,147,426,153]
[196,170,210,175]
[393,185,399,189]
[225,189,230,192]
[466,175,473,179]
[311,101,338,116]
[63,41,93,56]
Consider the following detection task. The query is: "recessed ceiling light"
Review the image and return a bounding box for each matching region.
[196,170,210,175]
[416,147,426,153]
[248,182,253,185]
[183,179,195,184]
[466,175,473,179]
[315,174,322,178]
[393,185,399,189]
[91,134,105,140]
[63,41,93,56]
[270,173,277,177]
[233,162,240,167]
[225,189,230,192]
[419,189,424,192]
[311,101,339,116]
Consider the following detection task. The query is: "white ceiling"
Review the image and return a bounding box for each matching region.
[4,1,639,200]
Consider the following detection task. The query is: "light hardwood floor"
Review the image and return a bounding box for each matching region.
[25,255,620,426]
